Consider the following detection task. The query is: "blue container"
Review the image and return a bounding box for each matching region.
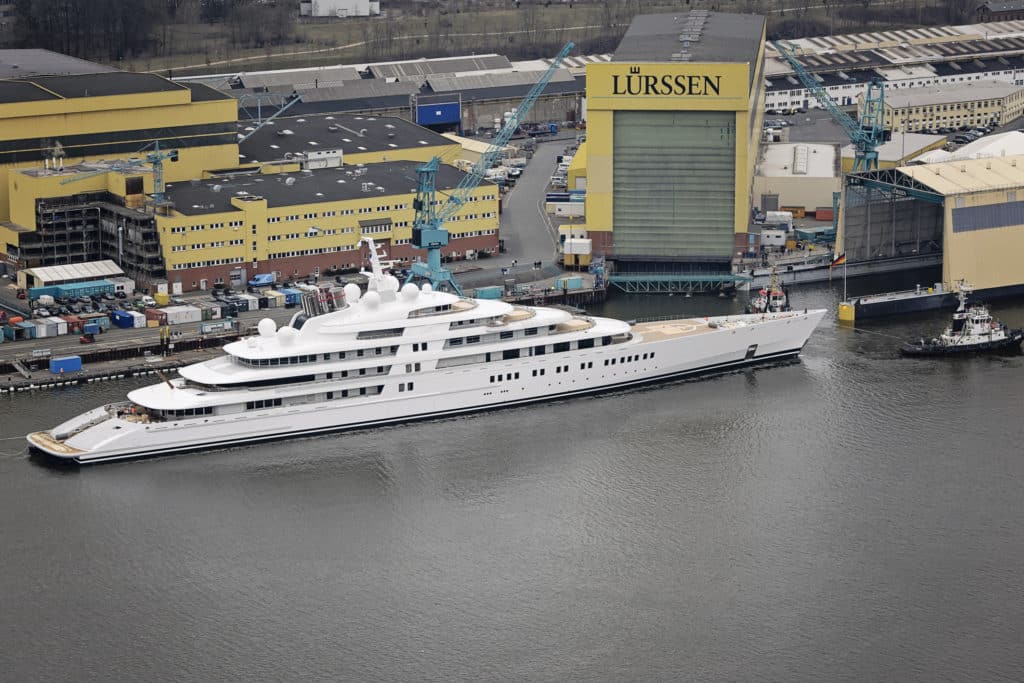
[110,311,133,329]
[83,323,100,335]
[28,285,60,300]
[15,320,36,339]
[49,355,83,374]
[475,286,504,300]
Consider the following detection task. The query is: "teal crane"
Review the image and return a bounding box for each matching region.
[773,40,885,173]
[59,140,179,207]
[405,41,575,295]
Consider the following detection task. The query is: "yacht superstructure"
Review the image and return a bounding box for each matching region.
[29,240,827,464]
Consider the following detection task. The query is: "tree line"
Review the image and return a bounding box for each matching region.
[11,0,295,61]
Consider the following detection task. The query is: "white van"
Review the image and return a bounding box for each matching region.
[140,295,157,307]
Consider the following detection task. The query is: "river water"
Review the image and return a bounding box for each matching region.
[3,274,1024,681]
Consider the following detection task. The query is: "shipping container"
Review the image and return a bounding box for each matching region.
[49,355,83,374]
[79,313,111,331]
[153,292,170,306]
[15,320,37,339]
[201,319,237,335]
[129,311,147,329]
[162,305,203,325]
[53,279,115,299]
[46,316,69,336]
[780,206,806,219]
[554,276,584,291]
[83,323,100,335]
[62,315,85,333]
[475,286,504,300]
[814,207,834,221]
[110,310,134,329]
[144,309,168,326]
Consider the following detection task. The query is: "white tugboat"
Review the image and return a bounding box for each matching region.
[900,282,1023,357]
[747,266,790,314]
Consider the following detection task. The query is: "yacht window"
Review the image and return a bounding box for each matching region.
[450,338,463,346]
[578,338,594,349]
[357,350,365,357]
[467,335,480,344]
[359,387,367,395]
[399,384,405,392]
[357,328,404,340]
[506,373,512,380]
[503,349,520,360]
[553,342,570,353]
[245,398,283,410]
[359,368,366,375]
[534,345,546,356]
[326,372,333,379]
[323,353,331,361]
[548,325,557,331]
[524,328,538,336]
[602,336,612,346]
[326,392,334,399]
[500,331,514,340]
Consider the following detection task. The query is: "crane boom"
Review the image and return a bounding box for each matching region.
[773,40,885,172]
[406,41,575,295]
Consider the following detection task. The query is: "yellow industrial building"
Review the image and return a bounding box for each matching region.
[0,71,238,268]
[582,10,767,274]
[0,53,497,290]
[860,82,1024,133]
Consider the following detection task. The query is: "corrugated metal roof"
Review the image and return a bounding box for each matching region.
[899,154,1024,194]
[426,69,574,93]
[297,79,421,103]
[240,66,363,90]
[22,260,124,284]
[369,55,511,79]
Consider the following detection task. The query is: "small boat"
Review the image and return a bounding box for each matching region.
[900,283,1024,357]
[746,266,790,314]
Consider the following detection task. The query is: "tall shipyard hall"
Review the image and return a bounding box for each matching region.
[583,10,766,288]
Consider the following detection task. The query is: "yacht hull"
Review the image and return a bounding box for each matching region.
[29,309,826,464]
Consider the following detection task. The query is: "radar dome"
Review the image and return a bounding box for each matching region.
[421,283,433,293]
[362,290,381,308]
[277,325,297,345]
[400,282,420,300]
[257,318,276,337]
[343,283,361,303]
[382,274,400,292]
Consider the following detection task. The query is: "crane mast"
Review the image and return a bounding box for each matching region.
[773,40,885,173]
[406,41,576,295]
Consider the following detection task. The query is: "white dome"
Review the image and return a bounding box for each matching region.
[400,282,420,300]
[362,290,381,308]
[343,283,361,302]
[421,283,433,293]
[257,318,276,337]
[382,274,400,292]
[277,325,297,345]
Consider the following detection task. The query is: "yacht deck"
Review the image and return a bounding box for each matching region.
[631,318,723,341]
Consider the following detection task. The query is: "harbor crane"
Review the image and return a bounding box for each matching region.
[773,40,885,173]
[59,140,179,208]
[405,41,575,295]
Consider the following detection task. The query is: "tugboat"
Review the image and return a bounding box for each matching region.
[900,283,1023,357]
[746,266,790,314]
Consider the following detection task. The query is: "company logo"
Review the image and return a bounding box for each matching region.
[612,67,722,96]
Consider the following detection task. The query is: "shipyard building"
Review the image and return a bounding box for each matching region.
[582,11,766,279]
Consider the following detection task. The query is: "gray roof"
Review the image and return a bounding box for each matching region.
[296,79,421,103]
[240,66,363,90]
[426,68,574,93]
[165,160,488,216]
[369,55,512,80]
[883,81,1024,108]
[612,11,765,66]
[238,113,453,163]
[25,72,186,99]
[0,49,117,80]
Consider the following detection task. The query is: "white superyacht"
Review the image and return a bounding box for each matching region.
[29,240,827,464]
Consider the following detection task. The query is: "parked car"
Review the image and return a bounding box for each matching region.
[79,333,95,344]
[115,291,127,299]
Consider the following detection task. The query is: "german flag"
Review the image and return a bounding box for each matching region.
[830,252,847,269]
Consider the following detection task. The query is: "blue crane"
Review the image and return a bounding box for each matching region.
[773,40,885,173]
[405,41,575,295]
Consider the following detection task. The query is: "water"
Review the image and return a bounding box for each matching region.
[3,278,1024,681]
